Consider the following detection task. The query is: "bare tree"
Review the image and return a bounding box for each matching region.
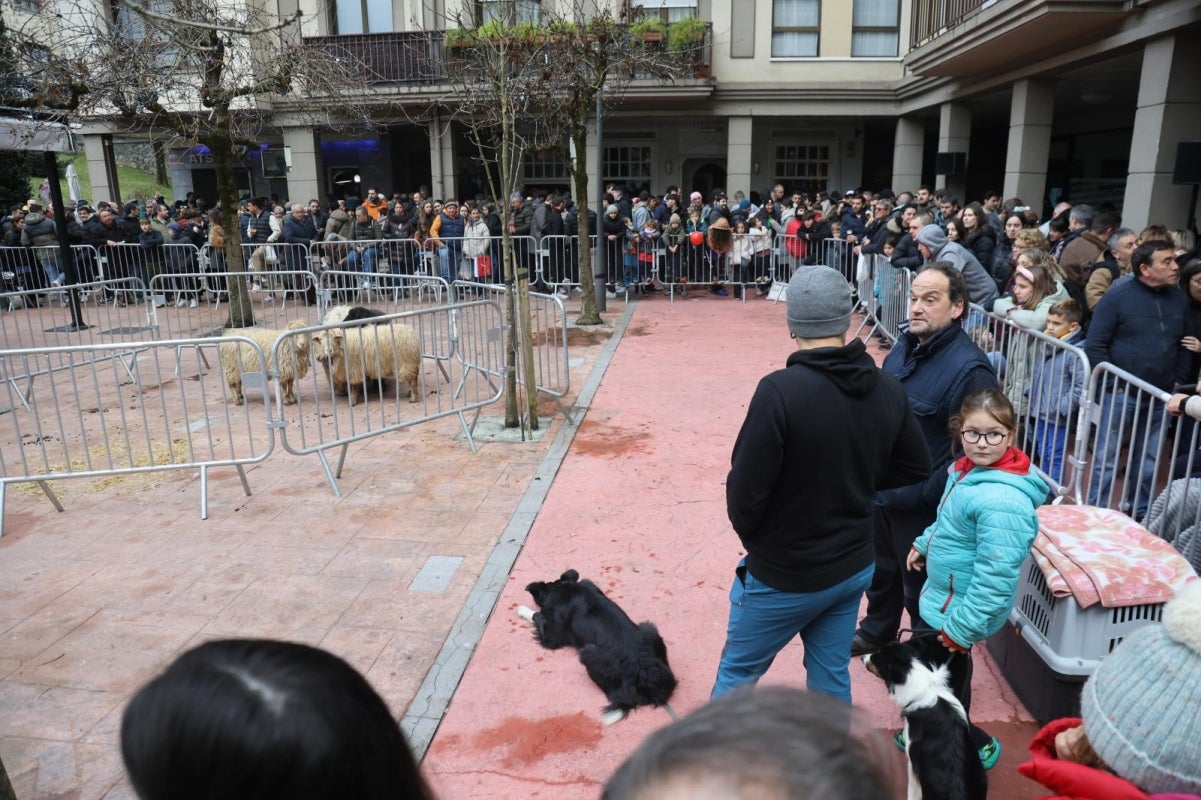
[6,0,375,327]
[429,1,707,429]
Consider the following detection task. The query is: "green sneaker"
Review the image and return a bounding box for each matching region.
[978,737,1002,770]
[893,731,1000,770]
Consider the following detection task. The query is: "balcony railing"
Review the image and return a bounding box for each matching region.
[304,25,713,86]
[305,32,444,84]
[910,0,988,49]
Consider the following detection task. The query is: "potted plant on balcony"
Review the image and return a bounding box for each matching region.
[631,16,666,44]
[546,19,577,44]
[667,16,707,76]
[444,28,476,51]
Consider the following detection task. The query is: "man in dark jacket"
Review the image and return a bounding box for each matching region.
[714,266,931,703]
[19,204,64,288]
[852,262,999,656]
[508,192,534,281]
[1085,239,1190,518]
[890,207,924,271]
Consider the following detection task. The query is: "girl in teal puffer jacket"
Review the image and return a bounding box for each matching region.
[904,388,1048,769]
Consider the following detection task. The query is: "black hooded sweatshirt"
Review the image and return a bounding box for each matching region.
[726,339,931,592]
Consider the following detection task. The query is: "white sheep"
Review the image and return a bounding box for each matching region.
[310,321,421,406]
[322,305,385,325]
[220,319,311,406]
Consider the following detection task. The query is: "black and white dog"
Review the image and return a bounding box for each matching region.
[517,569,677,725]
[863,641,988,800]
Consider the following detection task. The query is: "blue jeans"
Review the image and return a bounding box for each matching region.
[437,245,460,283]
[346,246,378,275]
[1088,390,1166,520]
[711,560,874,703]
[1033,417,1069,487]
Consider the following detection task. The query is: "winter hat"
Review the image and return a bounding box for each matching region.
[1081,580,1201,795]
[915,224,948,253]
[786,265,853,339]
[689,191,702,203]
[510,192,522,201]
[606,204,619,216]
[669,213,681,226]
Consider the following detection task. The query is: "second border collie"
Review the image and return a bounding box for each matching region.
[864,641,988,800]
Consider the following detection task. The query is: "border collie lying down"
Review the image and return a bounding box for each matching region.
[517,569,676,725]
[863,641,988,800]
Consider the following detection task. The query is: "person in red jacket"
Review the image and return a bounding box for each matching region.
[1016,581,1201,799]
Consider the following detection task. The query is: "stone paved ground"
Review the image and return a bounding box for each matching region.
[1,291,1044,799]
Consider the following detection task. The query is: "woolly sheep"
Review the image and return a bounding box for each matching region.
[311,322,421,406]
[220,319,311,406]
[322,305,386,325]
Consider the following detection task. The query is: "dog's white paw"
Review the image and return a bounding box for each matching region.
[516,605,536,623]
[601,708,627,726]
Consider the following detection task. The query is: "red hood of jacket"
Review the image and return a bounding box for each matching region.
[954,446,1031,478]
[1016,718,1181,800]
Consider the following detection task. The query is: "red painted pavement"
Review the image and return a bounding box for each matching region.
[422,296,1043,799]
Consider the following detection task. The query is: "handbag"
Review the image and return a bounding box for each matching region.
[476,255,492,278]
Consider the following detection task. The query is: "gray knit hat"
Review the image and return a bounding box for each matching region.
[786,266,852,339]
[915,224,948,252]
[1081,580,1201,795]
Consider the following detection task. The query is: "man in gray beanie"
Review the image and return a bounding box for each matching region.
[915,223,999,309]
[714,266,931,703]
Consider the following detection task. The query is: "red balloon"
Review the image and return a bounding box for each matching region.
[689,230,704,246]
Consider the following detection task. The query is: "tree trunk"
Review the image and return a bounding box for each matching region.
[571,126,601,325]
[153,139,169,188]
[206,110,253,328]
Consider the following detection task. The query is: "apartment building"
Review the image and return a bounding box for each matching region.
[56,0,1201,230]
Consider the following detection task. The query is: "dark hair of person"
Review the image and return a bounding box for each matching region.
[1049,297,1084,325]
[918,261,969,320]
[1131,239,1177,276]
[121,639,435,800]
[1048,211,1071,236]
[949,388,1017,440]
[945,217,969,243]
[1091,209,1122,235]
[601,687,896,800]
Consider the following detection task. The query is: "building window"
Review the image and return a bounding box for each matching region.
[774,144,829,196]
[479,0,541,25]
[771,0,819,58]
[334,0,393,34]
[633,1,698,23]
[524,150,568,183]
[603,145,652,190]
[851,0,900,57]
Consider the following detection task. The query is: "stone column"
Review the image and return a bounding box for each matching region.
[937,102,970,200]
[281,126,321,205]
[82,133,118,203]
[1003,79,1054,208]
[891,116,924,195]
[726,116,753,196]
[428,116,456,201]
[1122,34,1201,233]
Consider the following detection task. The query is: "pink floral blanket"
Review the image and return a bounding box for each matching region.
[1032,505,1197,609]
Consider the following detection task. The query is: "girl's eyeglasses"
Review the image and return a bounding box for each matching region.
[961,429,1008,445]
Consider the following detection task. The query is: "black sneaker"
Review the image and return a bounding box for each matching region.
[850,631,885,657]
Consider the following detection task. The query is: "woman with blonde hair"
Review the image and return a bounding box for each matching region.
[993,251,1068,416]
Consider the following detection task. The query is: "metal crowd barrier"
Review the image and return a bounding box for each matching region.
[149,270,322,341]
[873,258,912,345]
[317,269,449,310]
[1079,363,1175,522]
[0,277,157,410]
[274,300,505,494]
[0,335,272,535]
[453,281,573,421]
[967,305,1091,498]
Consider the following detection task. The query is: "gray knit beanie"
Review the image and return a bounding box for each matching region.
[1081,580,1201,795]
[915,224,948,252]
[786,266,852,339]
